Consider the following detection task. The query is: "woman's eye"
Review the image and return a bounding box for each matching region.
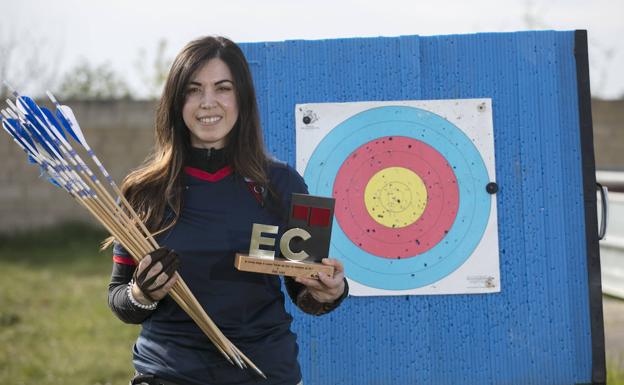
[217,86,233,92]
[186,87,201,95]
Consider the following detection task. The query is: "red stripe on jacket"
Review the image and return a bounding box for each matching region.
[184,166,233,182]
[113,255,137,266]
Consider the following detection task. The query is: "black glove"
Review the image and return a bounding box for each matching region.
[133,247,180,302]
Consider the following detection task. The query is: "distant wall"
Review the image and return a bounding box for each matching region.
[592,98,624,171]
[0,98,621,233]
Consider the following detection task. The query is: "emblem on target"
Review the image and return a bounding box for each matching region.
[296,99,500,296]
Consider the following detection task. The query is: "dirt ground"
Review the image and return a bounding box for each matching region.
[604,296,624,366]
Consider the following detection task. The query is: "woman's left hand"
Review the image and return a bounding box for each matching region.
[295,258,345,303]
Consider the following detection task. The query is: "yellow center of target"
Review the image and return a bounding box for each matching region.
[364,167,427,228]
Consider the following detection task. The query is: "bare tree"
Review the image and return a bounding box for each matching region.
[134,38,173,99]
[590,44,616,99]
[0,26,62,98]
[58,60,132,100]
[522,0,547,30]
[521,0,617,99]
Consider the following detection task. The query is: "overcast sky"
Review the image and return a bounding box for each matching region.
[3,0,622,99]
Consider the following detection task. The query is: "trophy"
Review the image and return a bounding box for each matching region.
[235,193,335,278]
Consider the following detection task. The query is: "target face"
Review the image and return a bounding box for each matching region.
[333,136,459,258]
[296,100,499,295]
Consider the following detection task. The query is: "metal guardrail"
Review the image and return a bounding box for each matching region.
[597,170,624,192]
[600,190,624,298]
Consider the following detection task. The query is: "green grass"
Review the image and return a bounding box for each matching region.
[610,365,624,385]
[0,223,139,385]
[609,353,624,385]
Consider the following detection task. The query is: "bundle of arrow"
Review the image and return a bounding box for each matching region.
[0,87,265,379]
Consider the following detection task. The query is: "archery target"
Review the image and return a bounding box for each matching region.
[333,136,459,258]
[296,100,499,296]
[364,166,428,229]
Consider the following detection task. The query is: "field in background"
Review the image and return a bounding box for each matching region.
[0,224,139,385]
[1,223,623,384]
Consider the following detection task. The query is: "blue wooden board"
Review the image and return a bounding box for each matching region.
[240,31,597,385]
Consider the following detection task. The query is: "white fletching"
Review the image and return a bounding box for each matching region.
[59,105,87,146]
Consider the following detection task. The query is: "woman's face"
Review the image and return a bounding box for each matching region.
[182,58,239,149]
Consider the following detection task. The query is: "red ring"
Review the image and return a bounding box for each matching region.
[333,136,459,259]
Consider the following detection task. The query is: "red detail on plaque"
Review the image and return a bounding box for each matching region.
[309,207,331,227]
[292,205,309,221]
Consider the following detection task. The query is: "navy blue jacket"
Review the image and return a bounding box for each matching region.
[110,161,308,385]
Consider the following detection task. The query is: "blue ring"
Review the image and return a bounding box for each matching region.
[303,106,491,290]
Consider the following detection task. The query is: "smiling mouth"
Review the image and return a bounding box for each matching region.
[198,116,222,124]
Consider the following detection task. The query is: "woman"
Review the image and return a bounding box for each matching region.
[107,36,348,385]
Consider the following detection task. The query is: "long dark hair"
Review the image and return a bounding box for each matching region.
[105,36,270,245]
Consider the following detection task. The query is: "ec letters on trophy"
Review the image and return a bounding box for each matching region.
[234,194,336,278]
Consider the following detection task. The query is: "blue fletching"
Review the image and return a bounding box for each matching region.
[7,118,36,151]
[2,118,18,137]
[31,113,62,153]
[27,155,38,164]
[25,114,62,156]
[17,97,63,156]
[24,112,45,132]
[40,107,66,140]
[38,166,61,188]
[55,109,80,142]
[5,128,33,157]
[48,177,62,188]
[21,119,57,159]
[4,118,19,135]
[20,96,47,125]
[2,119,27,151]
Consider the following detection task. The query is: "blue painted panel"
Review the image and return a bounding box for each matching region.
[240,30,592,385]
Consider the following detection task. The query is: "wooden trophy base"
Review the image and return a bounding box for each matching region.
[235,253,334,279]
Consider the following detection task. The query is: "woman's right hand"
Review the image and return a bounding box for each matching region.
[131,247,180,304]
